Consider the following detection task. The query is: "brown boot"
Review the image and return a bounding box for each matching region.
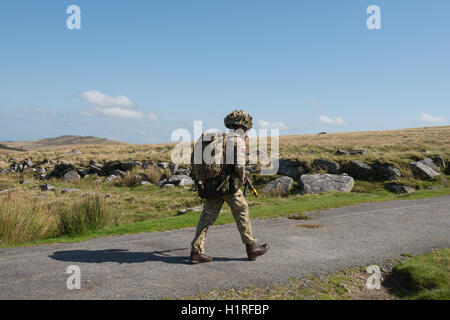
[246,243,269,261]
[189,251,213,264]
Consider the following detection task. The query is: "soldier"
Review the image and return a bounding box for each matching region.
[189,110,269,264]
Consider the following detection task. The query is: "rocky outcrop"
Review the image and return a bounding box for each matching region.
[299,174,354,194]
[277,159,304,179]
[313,159,341,174]
[373,163,402,181]
[262,176,293,195]
[418,157,440,172]
[62,170,81,183]
[345,160,374,180]
[409,162,440,180]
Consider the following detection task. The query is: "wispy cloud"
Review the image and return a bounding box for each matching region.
[79,90,157,121]
[20,107,58,117]
[416,113,447,124]
[79,90,135,108]
[257,120,288,130]
[318,115,345,125]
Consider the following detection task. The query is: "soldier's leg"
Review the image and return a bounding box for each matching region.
[225,189,257,245]
[191,197,224,254]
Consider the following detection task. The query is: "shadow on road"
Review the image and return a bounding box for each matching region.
[49,248,248,265]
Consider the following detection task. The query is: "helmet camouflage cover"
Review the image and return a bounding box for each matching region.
[224,110,253,130]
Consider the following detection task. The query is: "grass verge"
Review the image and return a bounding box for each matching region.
[184,249,449,300]
[5,186,450,248]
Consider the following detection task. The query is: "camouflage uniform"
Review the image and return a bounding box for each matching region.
[191,131,257,254]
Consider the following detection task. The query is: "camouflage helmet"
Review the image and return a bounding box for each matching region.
[224,110,253,130]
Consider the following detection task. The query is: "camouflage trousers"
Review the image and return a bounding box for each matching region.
[191,189,256,254]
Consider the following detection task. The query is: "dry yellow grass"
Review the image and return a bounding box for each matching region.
[1,126,449,166]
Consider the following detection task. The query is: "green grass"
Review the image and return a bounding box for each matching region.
[185,249,449,300]
[6,186,450,248]
[388,249,450,299]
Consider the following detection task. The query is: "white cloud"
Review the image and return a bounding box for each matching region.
[319,115,345,125]
[94,106,157,121]
[79,90,135,108]
[416,113,447,124]
[257,120,288,130]
[78,90,158,121]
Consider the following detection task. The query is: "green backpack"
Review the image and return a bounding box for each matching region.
[191,131,226,182]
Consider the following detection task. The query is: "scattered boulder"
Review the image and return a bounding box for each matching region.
[384,183,416,194]
[105,161,139,173]
[262,176,293,195]
[66,149,82,155]
[278,159,303,179]
[435,156,446,168]
[168,174,192,185]
[162,183,175,188]
[418,157,440,171]
[105,174,118,182]
[111,170,125,178]
[374,163,402,181]
[40,184,56,192]
[139,181,152,186]
[61,188,81,194]
[299,174,354,194]
[62,170,81,183]
[346,160,374,180]
[178,177,194,186]
[409,162,440,180]
[335,149,347,156]
[156,179,168,187]
[347,149,366,155]
[313,159,341,174]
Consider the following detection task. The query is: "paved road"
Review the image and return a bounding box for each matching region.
[1,196,449,299]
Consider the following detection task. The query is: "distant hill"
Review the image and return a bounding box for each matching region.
[0,135,127,150]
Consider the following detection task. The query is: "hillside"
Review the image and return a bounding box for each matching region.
[0,135,127,151]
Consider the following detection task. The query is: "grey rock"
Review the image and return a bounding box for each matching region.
[20,180,33,185]
[262,176,293,195]
[348,149,366,155]
[346,160,374,180]
[139,181,152,186]
[61,188,81,194]
[335,149,347,156]
[66,149,82,155]
[178,178,194,186]
[435,156,446,168]
[1,169,11,174]
[409,162,440,180]
[385,184,416,194]
[162,184,175,188]
[313,159,341,174]
[168,174,191,185]
[299,174,354,194]
[418,157,440,171]
[62,170,81,183]
[156,179,168,187]
[105,175,118,182]
[375,164,402,181]
[40,184,56,192]
[111,170,125,178]
[278,159,302,179]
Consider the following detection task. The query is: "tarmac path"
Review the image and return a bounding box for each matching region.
[1,195,449,299]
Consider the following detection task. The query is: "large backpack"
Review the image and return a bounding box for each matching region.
[191,131,226,182]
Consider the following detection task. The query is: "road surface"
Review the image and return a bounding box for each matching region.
[1,195,449,299]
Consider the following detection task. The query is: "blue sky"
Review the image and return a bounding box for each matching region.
[1,0,449,144]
